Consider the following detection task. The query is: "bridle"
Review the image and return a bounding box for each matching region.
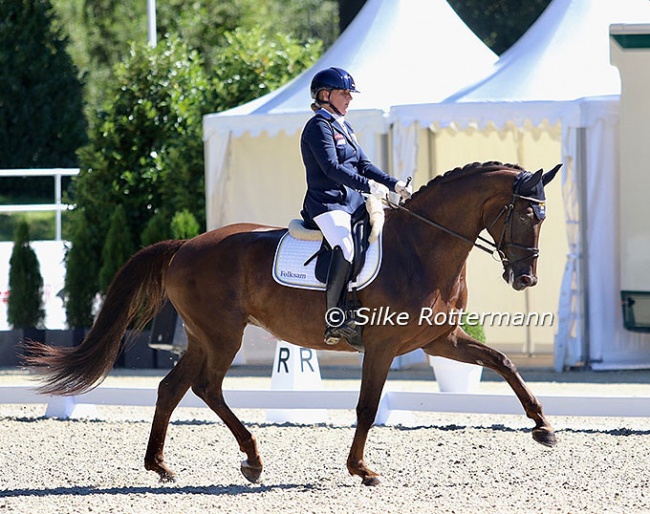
[385,178,545,270]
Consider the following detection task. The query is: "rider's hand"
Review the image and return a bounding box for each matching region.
[368,180,389,199]
[395,180,412,201]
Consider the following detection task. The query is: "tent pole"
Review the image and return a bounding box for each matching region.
[577,127,591,368]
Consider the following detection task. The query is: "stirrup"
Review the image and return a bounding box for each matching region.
[324,321,358,345]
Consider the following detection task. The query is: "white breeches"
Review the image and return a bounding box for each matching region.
[313,210,354,263]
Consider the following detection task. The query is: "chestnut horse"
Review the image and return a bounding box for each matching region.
[27,161,560,486]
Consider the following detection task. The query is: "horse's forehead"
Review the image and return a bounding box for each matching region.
[513,171,547,220]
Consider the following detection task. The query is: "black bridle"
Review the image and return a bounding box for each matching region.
[385,187,544,270]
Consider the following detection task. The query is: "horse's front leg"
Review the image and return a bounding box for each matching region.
[425,328,556,447]
[347,348,394,486]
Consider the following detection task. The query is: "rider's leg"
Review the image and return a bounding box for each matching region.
[313,210,356,345]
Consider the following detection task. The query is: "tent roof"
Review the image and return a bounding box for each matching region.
[391,0,650,130]
[446,0,650,103]
[204,0,497,136]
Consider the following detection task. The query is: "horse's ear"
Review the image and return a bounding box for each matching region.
[521,169,543,191]
[542,164,562,186]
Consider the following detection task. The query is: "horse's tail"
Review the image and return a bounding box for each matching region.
[24,239,186,396]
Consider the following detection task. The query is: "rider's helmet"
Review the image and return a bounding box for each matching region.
[310,67,360,100]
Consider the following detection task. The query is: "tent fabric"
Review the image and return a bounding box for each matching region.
[446,0,649,102]
[203,0,500,230]
[206,0,498,123]
[389,0,650,370]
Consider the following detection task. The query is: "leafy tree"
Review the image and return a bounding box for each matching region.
[65,31,320,322]
[51,0,337,119]
[70,37,208,288]
[209,27,321,111]
[0,0,86,169]
[7,220,45,329]
[98,205,135,294]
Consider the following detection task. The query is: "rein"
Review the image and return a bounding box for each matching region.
[385,192,543,268]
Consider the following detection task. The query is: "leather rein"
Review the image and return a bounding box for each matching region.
[385,190,544,270]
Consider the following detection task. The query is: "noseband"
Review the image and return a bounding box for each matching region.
[484,192,542,269]
[386,181,544,270]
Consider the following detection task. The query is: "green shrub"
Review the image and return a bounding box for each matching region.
[460,313,487,344]
[7,220,45,329]
[141,211,171,247]
[170,209,200,240]
[98,205,135,294]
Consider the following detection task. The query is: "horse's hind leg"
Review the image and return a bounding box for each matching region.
[191,333,263,483]
[144,345,204,481]
[425,330,556,447]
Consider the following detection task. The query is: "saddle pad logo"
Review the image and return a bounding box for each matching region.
[273,232,382,291]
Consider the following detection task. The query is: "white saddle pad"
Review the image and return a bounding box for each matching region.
[272,232,382,291]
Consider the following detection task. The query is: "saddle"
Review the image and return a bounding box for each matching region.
[273,196,384,291]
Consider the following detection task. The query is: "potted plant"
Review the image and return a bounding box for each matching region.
[429,313,487,393]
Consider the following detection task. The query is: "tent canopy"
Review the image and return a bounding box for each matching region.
[391,0,650,131]
[220,0,497,115]
[203,0,500,232]
[389,0,650,371]
[204,0,498,138]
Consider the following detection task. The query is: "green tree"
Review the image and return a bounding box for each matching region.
[7,220,45,329]
[140,210,171,247]
[65,31,320,322]
[98,205,135,294]
[170,209,199,240]
[64,212,98,327]
[210,27,321,111]
[448,0,551,55]
[70,37,208,286]
[0,0,86,168]
[51,0,337,119]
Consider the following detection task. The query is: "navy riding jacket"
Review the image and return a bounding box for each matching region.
[300,109,398,224]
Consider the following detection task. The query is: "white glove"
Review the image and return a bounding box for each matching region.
[368,179,389,199]
[395,180,413,201]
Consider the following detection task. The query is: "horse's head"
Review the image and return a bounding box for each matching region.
[484,164,561,291]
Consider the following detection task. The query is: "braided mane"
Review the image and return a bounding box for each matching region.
[406,161,525,204]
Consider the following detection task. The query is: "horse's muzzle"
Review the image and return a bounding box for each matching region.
[503,268,538,291]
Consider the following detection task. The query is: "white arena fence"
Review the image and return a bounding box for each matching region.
[2,385,650,423]
[0,168,79,241]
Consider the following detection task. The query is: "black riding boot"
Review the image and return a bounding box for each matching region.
[324,247,357,345]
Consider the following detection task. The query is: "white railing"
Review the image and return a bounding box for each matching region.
[2,385,650,421]
[0,168,80,241]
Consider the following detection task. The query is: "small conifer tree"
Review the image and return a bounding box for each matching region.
[170,209,200,240]
[64,215,99,327]
[7,220,45,329]
[98,205,135,294]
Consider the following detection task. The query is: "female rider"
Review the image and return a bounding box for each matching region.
[300,67,411,345]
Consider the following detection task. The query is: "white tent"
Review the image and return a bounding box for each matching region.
[202,0,497,230]
[390,0,650,370]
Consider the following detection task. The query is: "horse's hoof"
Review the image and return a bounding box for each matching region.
[532,427,557,447]
[361,475,382,486]
[158,471,177,483]
[241,459,263,483]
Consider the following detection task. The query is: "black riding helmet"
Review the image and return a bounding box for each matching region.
[310,67,360,100]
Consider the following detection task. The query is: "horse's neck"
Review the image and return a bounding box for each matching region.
[384,179,495,289]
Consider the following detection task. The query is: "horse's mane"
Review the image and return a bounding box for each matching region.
[406,161,525,204]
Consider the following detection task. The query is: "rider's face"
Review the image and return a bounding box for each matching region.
[325,89,352,115]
